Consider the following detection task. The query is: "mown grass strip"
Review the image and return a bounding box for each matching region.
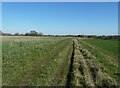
[78,39,119,82]
[78,39,118,87]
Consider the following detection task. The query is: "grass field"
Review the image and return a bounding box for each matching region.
[2,36,119,87]
[80,39,119,81]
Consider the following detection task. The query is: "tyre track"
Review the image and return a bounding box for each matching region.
[50,40,73,86]
[66,40,75,87]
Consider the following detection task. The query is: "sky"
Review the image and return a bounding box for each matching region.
[2,0,119,2]
[2,2,118,35]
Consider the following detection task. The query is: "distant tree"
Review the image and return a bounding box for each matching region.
[29,30,38,36]
[25,30,43,36]
[14,33,19,36]
[20,34,24,36]
[0,30,2,35]
[78,35,83,37]
[25,32,29,36]
[39,32,43,36]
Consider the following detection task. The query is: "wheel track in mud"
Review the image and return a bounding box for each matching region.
[66,39,118,88]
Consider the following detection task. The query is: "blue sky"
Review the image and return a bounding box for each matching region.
[2,2,118,35]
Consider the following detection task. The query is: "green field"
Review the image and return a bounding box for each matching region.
[80,39,119,82]
[2,36,119,87]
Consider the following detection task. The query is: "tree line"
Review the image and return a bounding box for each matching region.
[1,30,43,36]
[0,30,119,40]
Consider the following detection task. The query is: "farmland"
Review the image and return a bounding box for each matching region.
[2,36,119,87]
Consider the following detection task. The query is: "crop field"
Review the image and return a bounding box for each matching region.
[2,36,119,87]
